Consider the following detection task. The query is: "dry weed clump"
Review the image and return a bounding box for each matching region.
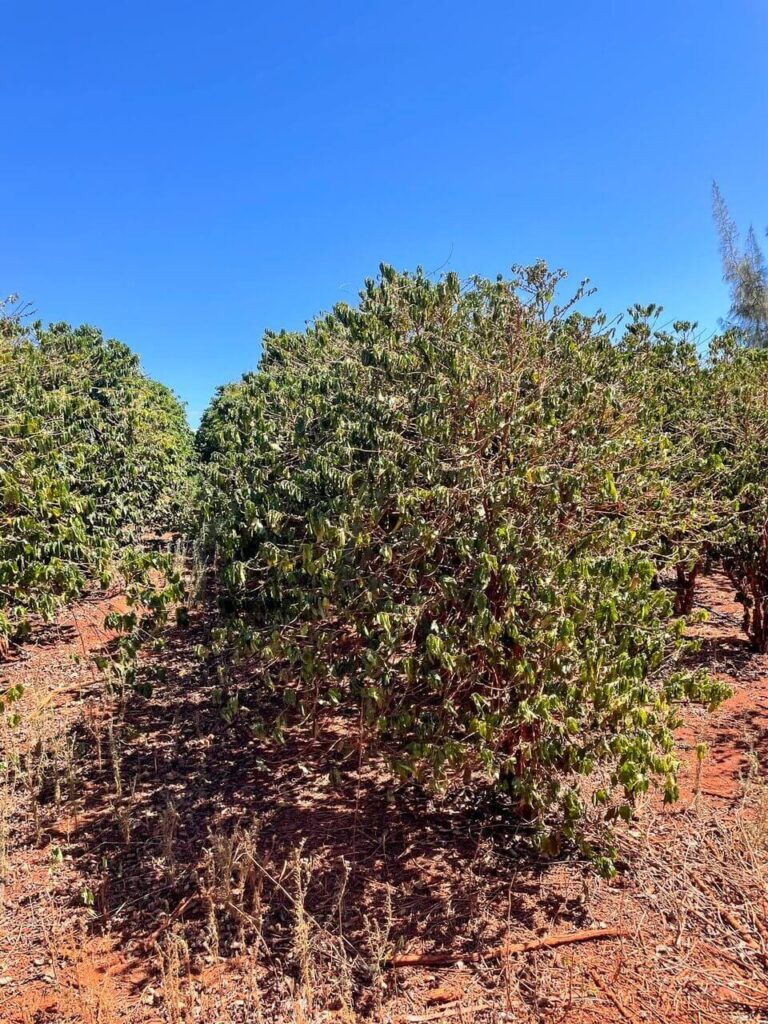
[149,825,402,1024]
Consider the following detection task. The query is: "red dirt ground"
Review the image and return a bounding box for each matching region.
[1,573,768,1023]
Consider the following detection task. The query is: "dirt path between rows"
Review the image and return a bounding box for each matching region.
[1,573,767,1023]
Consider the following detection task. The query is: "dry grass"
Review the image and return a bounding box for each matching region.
[1,577,768,1022]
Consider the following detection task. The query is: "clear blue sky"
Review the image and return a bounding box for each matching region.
[2,1,767,424]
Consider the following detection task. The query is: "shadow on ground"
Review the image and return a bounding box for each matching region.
[34,609,593,1001]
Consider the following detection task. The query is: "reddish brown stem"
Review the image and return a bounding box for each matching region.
[387,926,626,968]
[674,561,701,615]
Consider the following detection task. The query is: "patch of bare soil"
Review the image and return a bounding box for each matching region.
[1,573,768,1023]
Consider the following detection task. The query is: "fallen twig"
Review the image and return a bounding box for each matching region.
[405,1004,487,1022]
[387,926,626,968]
[144,893,200,948]
[590,968,637,1022]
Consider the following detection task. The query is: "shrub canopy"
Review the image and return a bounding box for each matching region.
[196,264,728,853]
[0,308,192,643]
[706,340,768,650]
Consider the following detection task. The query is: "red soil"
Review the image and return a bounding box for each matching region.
[1,573,767,1023]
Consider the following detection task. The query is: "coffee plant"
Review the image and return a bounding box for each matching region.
[0,301,193,648]
[195,264,729,855]
[624,325,768,651]
[706,338,768,651]
[612,307,732,615]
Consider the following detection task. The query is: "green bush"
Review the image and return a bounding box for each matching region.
[706,340,768,651]
[196,264,727,855]
[0,304,193,645]
[611,307,731,615]
[620,324,768,652]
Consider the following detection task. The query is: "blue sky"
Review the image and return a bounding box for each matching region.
[2,1,767,424]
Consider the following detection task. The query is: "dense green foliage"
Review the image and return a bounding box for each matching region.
[195,264,734,855]
[0,303,193,645]
[8,258,768,860]
[706,340,768,650]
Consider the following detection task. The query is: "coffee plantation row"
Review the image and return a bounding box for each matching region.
[3,264,768,860]
[0,302,192,652]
